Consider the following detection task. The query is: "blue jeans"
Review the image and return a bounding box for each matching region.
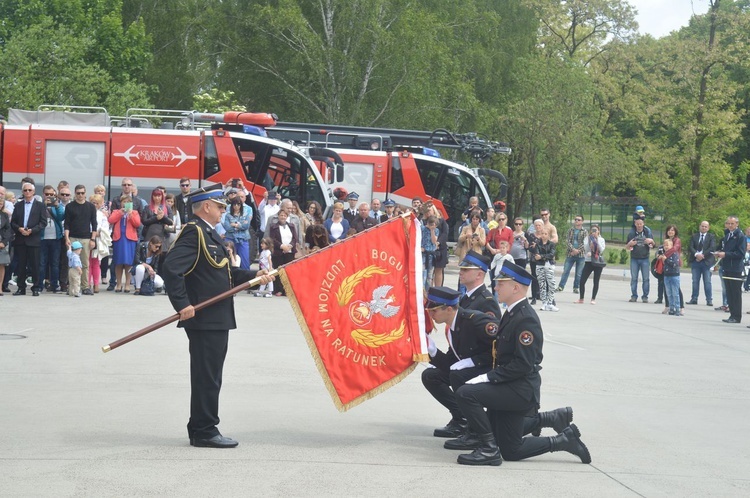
[664,275,681,313]
[690,261,713,302]
[558,255,585,289]
[630,257,650,299]
[39,238,61,289]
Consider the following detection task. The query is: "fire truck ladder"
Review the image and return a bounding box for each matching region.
[268,122,511,166]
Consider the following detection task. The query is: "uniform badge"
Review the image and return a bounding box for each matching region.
[485,322,499,337]
[485,311,496,318]
[519,331,534,346]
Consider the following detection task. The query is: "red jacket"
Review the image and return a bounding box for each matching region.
[108,209,141,241]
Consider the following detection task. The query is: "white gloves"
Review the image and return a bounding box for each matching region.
[426,335,437,357]
[466,373,489,384]
[450,358,475,371]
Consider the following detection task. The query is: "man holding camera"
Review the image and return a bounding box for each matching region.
[39,185,65,293]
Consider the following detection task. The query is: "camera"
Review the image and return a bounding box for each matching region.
[231,179,239,188]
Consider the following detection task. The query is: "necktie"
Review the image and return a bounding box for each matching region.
[699,234,704,250]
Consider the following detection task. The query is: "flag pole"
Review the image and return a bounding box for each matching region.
[101,269,279,353]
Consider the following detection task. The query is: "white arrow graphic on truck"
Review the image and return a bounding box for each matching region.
[114,145,197,167]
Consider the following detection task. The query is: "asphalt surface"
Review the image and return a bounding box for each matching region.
[1,264,749,497]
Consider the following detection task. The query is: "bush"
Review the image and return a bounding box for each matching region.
[607,249,618,264]
[619,249,629,265]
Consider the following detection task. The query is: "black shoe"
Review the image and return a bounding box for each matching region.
[433,418,467,438]
[32,290,39,296]
[456,434,502,466]
[706,302,713,306]
[530,298,537,305]
[653,299,663,304]
[572,288,579,294]
[538,406,573,434]
[549,424,591,464]
[723,318,740,324]
[444,432,481,450]
[13,289,26,296]
[686,300,698,305]
[190,435,239,448]
[82,288,94,296]
[107,283,116,291]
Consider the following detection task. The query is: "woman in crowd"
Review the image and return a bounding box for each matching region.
[526,218,544,305]
[289,200,307,255]
[306,224,330,252]
[0,208,11,295]
[88,194,111,293]
[659,224,685,315]
[222,198,251,269]
[577,225,606,305]
[92,185,112,284]
[510,217,529,269]
[426,203,449,287]
[132,235,165,295]
[164,193,182,248]
[142,188,173,251]
[108,193,141,293]
[324,202,349,244]
[456,210,486,261]
[486,211,513,290]
[269,208,298,296]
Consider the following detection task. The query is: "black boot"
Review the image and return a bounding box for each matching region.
[433,418,467,438]
[457,433,502,466]
[549,424,591,463]
[532,406,573,436]
[444,431,480,450]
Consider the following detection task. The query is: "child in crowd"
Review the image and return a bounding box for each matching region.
[491,240,515,281]
[531,227,558,312]
[421,216,439,289]
[67,241,83,297]
[255,237,274,297]
[225,240,241,268]
[661,238,682,316]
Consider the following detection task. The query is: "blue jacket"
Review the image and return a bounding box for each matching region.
[324,217,350,243]
[45,203,66,239]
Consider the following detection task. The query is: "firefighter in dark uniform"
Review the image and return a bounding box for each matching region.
[457,251,502,316]
[422,286,499,442]
[451,261,591,466]
[343,191,359,224]
[162,184,274,448]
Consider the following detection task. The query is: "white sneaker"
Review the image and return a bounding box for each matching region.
[539,304,547,311]
[264,292,273,298]
[547,304,560,312]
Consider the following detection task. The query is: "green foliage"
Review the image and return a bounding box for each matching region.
[619,249,629,265]
[193,89,246,113]
[606,249,619,264]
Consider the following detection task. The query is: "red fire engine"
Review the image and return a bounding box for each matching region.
[266,122,510,240]
[0,106,334,213]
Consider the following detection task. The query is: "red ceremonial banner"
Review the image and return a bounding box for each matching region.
[280,214,428,411]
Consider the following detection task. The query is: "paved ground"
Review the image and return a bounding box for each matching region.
[1,265,749,497]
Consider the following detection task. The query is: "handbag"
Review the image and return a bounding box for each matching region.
[591,254,607,268]
[139,275,155,296]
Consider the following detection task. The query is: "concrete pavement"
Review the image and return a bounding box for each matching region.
[1,266,749,497]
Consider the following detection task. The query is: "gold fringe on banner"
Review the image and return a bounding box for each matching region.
[280,252,421,413]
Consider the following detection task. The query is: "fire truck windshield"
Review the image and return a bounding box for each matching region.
[232,136,328,212]
[414,156,489,241]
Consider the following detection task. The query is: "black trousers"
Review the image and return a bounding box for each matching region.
[529,261,540,299]
[579,262,603,300]
[724,274,743,321]
[456,383,550,460]
[421,366,489,420]
[15,244,40,291]
[186,328,229,440]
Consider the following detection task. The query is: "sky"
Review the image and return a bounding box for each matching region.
[628,0,711,38]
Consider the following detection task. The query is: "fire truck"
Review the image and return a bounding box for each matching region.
[266,122,510,240]
[0,106,334,213]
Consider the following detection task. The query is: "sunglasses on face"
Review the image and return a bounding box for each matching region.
[23,189,34,192]
[59,193,71,197]
[180,184,190,187]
